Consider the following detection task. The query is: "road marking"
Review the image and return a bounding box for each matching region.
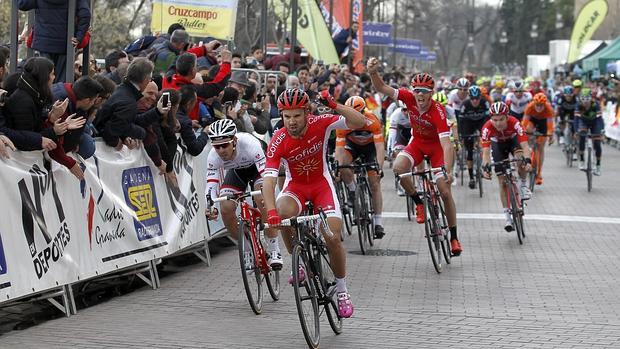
[382,212,620,225]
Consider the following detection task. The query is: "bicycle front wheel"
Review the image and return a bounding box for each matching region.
[362,180,375,247]
[476,152,484,198]
[424,195,443,273]
[238,222,263,314]
[508,183,524,245]
[355,186,370,255]
[292,244,320,348]
[587,146,593,192]
[437,197,451,264]
[312,244,343,335]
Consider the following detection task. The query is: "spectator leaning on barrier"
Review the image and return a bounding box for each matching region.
[151,30,220,78]
[4,57,85,152]
[0,51,17,158]
[94,57,170,153]
[176,85,209,156]
[103,50,130,85]
[49,76,103,179]
[19,0,91,83]
[154,88,180,176]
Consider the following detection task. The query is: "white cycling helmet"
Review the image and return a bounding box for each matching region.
[513,80,525,91]
[456,77,470,89]
[208,119,237,143]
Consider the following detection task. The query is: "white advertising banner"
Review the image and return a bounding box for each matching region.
[603,102,620,142]
[0,140,216,302]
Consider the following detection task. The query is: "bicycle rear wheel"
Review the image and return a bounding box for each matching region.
[337,182,353,236]
[265,268,280,301]
[238,223,263,314]
[459,148,465,186]
[406,195,414,221]
[424,194,443,273]
[437,197,451,264]
[292,244,320,348]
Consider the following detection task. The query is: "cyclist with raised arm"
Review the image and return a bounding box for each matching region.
[481,102,532,231]
[505,80,532,121]
[204,119,283,270]
[367,57,463,256]
[336,96,386,238]
[575,93,604,175]
[459,85,490,189]
[523,93,554,185]
[262,88,366,318]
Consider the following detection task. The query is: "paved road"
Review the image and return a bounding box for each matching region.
[2,144,620,348]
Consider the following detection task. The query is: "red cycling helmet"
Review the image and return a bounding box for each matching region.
[411,73,435,91]
[277,88,310,110]
[489,101,509,116]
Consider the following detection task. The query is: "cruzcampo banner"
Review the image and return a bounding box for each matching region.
[567,0,609,63]
[151,0,239,40]
[271,0,340,64]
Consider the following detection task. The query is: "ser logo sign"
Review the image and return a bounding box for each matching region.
[122,166,163,241]
[18,164,70,279]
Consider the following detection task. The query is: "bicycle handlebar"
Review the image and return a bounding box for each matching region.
[212,190,263,203]
[263,209,334,238]
[396,166,446,178]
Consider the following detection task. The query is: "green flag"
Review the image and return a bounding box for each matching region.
[271,0,340,64]
[568,0,609,63]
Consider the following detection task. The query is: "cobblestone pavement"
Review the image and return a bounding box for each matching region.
[2,144,620,348]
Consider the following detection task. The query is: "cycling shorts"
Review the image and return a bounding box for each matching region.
[343,141,379,174]
[577,117,604,135]
[490,138,522,174]
[399,140,445,176]
[509,110,524,121]
[459,118,487,139]
[278,177,341,219]
[529,117,548,136]
[220,166,263,196]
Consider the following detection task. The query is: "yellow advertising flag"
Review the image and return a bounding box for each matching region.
[271,0,340,64]
[568,0,609,63]
[151,0,239,40]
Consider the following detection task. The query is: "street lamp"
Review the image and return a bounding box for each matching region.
[499,31,508,63]
[555,13,563,29]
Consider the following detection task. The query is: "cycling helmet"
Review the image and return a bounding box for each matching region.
[208,119,237,143]
[579,93,592,103]
[563,86,574,95]
[468,85,482,99]
[495,80,505,89]
[277,88,310,110]
[507,80,516,90]
[513,80,525,91]
[456,77,470,89]
[533,92,548,104]
[489,101,509,116]
[411,73,435,90]
[345,96,366,112]
[432,91,448,105]
[572,79,583,88]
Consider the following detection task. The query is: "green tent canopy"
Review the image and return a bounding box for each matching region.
[583,37,620,73]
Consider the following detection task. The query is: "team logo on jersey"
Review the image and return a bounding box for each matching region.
[294,158,320,177]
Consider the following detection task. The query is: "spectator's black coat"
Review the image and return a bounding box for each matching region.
[94,82,160,147]
[176,110,208,156]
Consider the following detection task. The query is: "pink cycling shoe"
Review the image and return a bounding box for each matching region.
[337,292,354,318]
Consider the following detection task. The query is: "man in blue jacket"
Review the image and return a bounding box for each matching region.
[19,0,91,83]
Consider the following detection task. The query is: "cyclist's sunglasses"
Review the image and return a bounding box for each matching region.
[212,140,233,149]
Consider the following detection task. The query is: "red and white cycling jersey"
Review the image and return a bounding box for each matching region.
[481,116,528,147]
[264,114,347,183]
[394,88,451,143]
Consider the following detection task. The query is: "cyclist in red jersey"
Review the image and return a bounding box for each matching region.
[367,57,463,256]
[481,102,532,232]
[262,88,366,318]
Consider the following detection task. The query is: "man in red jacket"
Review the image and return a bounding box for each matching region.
[162,47,232,121]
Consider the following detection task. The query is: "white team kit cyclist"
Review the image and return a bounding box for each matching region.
[205,119,283,270]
